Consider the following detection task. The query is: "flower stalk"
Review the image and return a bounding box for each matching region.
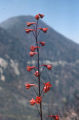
[24,13,59,120]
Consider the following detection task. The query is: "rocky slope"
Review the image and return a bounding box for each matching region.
[0,16,79,120]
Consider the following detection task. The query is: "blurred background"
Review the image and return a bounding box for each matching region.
[0,0,79,120]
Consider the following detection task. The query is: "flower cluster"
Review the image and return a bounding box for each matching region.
[48,115,59,120]
[30,96,42,105]
[24,13,59,120]
[43,82,52,93]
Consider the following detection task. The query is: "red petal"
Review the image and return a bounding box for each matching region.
[39,13,44,18]
[35,14,39,20]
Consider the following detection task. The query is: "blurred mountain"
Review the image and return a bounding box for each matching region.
[0,16,79,120]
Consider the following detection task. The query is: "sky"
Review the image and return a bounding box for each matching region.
[0,0,79,43]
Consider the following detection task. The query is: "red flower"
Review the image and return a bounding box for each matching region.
[43,64,52,70]
[29,51,37,57]
[26,22,36,26]
[55,115,59,120]
[38,27,43,30]
[35,14,44,20]
[39,13,44,18]
[38,28,48,33]
[35,96,42,104]
[30,98,36,105]
[35,14,39,20]
[46,65,52,70]
[34,71,40,77]
[26,66,36,72]
[40,42,45,46]
[25,83,38,89]
[44,82,52,87]
[48,115,59,120]
[42,28,48,33]
[43,82,52,93]
[25,29,35,33]
[30,46,40,52]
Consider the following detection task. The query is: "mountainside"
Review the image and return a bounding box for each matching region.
[0,16,79,120]
[1,16,79,62]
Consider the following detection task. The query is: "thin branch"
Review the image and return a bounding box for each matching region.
[35,104,41,116]
[40,85,44,95]
[37,30,41,38]
[32,31,36,39]
[32,87,38,96]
